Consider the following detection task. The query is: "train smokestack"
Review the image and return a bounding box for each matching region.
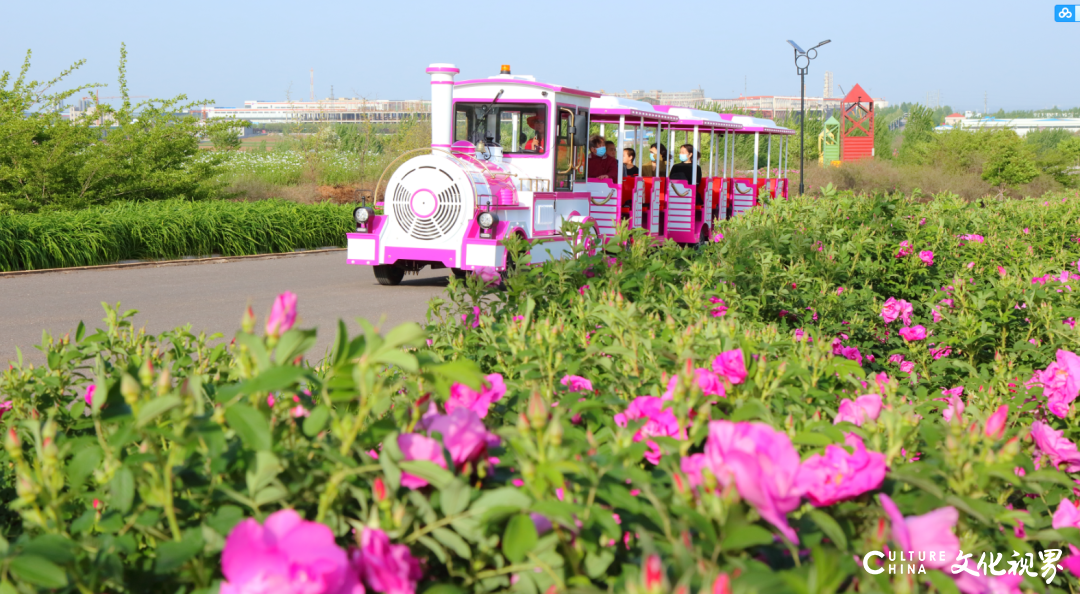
[426,63,459,149]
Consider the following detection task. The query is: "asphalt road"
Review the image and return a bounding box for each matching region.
[0,252,450,366]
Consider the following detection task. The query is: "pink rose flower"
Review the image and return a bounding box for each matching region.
[712,349,747,384]
[898,325,927,341]
[460,306,481,328]
[1033,350,1080,418]
[693,368,727,398]
[840,346,863,366]
[878,494,958,571]
[614,397,682,464]
[794,328,806,342]
[941,394,965,423]
[803,434,886,506]
[220,509,363,594]
[447,373,506,418]
[398,433,448,489]
[474,266,501,285]
[900,361,915,374]
[265,292,299,338]
[680,453,709,489]
[984,405,1007,439]
[1051,500,1080,576]
[918,250,934,266]
[887,354,904,365]
[1031,420,1080,472]
[703,421,808,543]
[930,345,952,360]
[84,385,96,407]
[426,408,497,467]
[560,375,593,393]
[355,527,422,594]
[834,394,883,426]
[0,401,11,420]
[880,297,913,325]
[836,287,844,295]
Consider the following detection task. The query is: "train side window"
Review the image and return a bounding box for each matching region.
[452,103,546,154]
[454,109,470,142]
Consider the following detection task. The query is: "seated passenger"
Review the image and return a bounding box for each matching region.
[668,144,702,184]
[642,143,667,178]
[523,115,544,151]
[623,148,639,176]
[586,134,617,180]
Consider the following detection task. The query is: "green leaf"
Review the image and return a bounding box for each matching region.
[136,395,182,427]
[207,506,245,536]
[8,555,67,588]
[471,487,532,513]
[237,366,309,396]
[421,585,467,594]
[432,528,472,559]
[729,399,769,422]
[417,536,448,564]
[66,446,102,489]
[440,479,472,516]
[373,349,418,372]
[225,404,272,451]
[399,461,454,490]
[274,329,317,363]
[21,535,76,564]
[110,467,135,514]
[807,509,848,550]
[429,359,483,390]
[925,570,961,594]
[155,529,204,573]
[502,513,539,563]
[584,550,615,578]
[303,405,331,437]
[721,524,775,551]
[382,322,427,350]
[791,431,835,447]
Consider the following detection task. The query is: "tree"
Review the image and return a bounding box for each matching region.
[981,130,1039,190]
[897,104,935,164]
[1059,136,1080,168]
[0,45,247,212]
[210,127,242,151]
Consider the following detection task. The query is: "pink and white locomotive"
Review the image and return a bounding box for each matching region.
[347,64,794,285]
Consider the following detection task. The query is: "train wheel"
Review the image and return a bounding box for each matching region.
[451,267,467,280]
[373,264,405,286]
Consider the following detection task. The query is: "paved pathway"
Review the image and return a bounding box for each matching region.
[0,253,450,366]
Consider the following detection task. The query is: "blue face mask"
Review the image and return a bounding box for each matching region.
[679,153,689,163]
[596,147,606,157]
[649,153,656,162]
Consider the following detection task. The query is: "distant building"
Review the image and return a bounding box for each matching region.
[944,113,965,125]
[609,88,705,107]
[956,117,1080,137]
[702,95,889,118]
[191,98,432,125]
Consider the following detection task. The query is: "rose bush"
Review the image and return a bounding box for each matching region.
[0,190,1078,593]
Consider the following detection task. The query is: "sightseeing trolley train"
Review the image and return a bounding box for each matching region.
[347,64,794,285]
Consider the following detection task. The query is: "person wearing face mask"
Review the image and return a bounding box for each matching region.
[641,143,667,178]
[587,134,617,180]
[668,144,702,184]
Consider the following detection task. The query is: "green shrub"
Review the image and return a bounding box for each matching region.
[0,199,352,271]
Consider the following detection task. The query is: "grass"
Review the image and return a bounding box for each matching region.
[0,199,355,272]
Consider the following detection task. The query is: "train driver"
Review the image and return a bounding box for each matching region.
[523,115,545,152]
[668,144,702,184]
[587,134,617,180]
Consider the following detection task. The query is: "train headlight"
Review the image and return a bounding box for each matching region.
[477,211,498,238]
[353,207,374,232]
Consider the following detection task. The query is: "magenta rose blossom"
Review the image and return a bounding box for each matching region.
[398,433,448,490]
[693,368,727,398]
[918,250,934,266]
[703,421,808,543]
[426,408,496,467]
[220,509,364,594]
[880,297,914,325]
[266,291,299,338]
[712,349,747,385]
[878,494,959,571]
[1031,421,1080,472]
[833,394,882,426]
[474,266,501,285]
[680,453,709,489]
[83,385,96,407]
[560,375,593,393]
[446,373,506,418]
[1034,350,1080,418]
[354,528,422,594]
[1052,499,1080,575]
[898,325,927,341]
[802,434,886,506]
[899,360,916,374]
[614,396,683,464]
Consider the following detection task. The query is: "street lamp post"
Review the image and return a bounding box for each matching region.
[786,39,830,196]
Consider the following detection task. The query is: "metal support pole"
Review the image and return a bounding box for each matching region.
[617,115,625,185]
[800,72,805,195]
[667,126,674,176]
[753,132,759,189]
[692,125,699,185]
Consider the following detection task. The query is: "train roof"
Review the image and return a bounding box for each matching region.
[654,106,743,130]
[454,74,601,99]
[589,96,679,123]
[714,114,795,135]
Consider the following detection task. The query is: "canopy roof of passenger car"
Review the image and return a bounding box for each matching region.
[654,106,743,131]
[588,96,679,123]
[454,74,602,99]
[714,114,795,135]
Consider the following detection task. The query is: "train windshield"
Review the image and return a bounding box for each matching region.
[453,102,548,154]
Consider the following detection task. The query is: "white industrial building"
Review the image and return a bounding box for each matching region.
[191,98,432,125]
[956,117,1080,137]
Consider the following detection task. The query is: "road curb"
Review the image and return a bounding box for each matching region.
[0,248,346,278]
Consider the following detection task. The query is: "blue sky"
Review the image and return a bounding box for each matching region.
[2,0,1075,112]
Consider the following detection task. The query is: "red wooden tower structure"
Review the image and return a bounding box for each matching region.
[840,83,874,161]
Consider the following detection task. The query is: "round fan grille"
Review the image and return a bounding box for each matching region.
[390,165,464,241]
